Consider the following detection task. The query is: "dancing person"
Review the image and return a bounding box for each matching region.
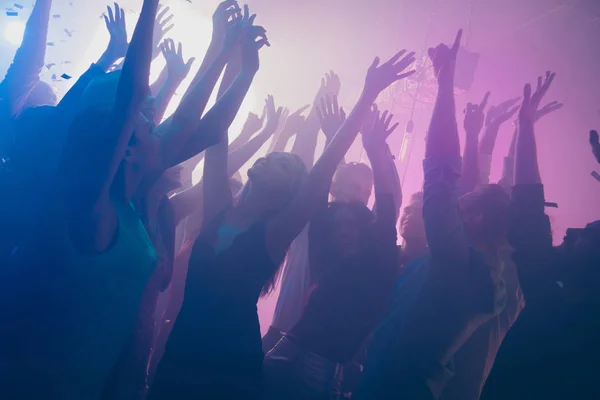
[480,75,600,400]
[357,30,509,399]
[0,0,161,398]
[150,36,415,399]
[263,106,404,399]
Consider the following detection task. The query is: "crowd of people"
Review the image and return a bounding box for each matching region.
[0,0,599,399]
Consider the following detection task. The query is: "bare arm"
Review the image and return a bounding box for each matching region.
[363,109,403,221]
[152,40,195,124]
[291,72,341,169]
[266,51,416,264]
[459,92,489,195]
[423,30,470,265]
[201,17,264,226]
[0,0,53,116]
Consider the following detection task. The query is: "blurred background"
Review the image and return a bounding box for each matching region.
[2,0,600,331]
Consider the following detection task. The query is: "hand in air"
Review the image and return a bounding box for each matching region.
[153,5,175,60]
[362,106,399,155]
[262,95,284,135]
[160,39,195,84]
[242,104,267,137]
[428,29,462,84]
[239,5,269,74]
[212,0,241,43]
[364,50,416,96]
[282,105,310,138]
[104,3,128,59]
[519,71,556,124]
[590,130,600,164]
[316,95,346,141]
[486,97,520,128]
[315,71,342,103]
[535,100,563,122]
[464,91,490,136]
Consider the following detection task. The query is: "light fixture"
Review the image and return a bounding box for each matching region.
[4,20,25,46]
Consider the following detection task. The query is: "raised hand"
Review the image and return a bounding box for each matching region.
[486,97,520,127]
[242,105,267,137]
[263,95,284,134]
[153,5,175,60]
[282,105,310,138]
[364,49,416,96]
[362,107,398,155]
[590,130,600,164]
[464,91,490,136]
[519,71,556,124]
[240,18,269,74]
[535,100,563,122]
[160,39,195,83]
[316,95,346,141]
[428,29,462,83]
[103,2,128,59]
[212,0,241,43]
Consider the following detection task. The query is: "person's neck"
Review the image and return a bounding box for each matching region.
[228,195,267,229]
[401,238,428,261]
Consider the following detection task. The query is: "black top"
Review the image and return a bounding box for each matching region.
[289,194,398,363]
[149,212,276,400]
[481,184,600,400]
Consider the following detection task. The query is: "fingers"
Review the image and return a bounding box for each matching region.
[386,122,400,138]
[157,6,171,21]
[590,130,599,145]
[259,103,267,121]
[340,107,346,120]
[480,91,491,110]
[523,83,532,104]
[383,50,407,67]
[396,70,416,80]
[292,104,310,116]
[177,42,183,57]
[185,57,196,71]
[107,5,115,23]
[370,57,381,70]
[452,29,463,53]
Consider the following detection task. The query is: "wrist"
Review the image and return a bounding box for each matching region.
[97,50,119,72]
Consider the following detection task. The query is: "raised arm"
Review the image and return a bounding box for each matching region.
[266,51,416,264]
[423,30,470,265]
[362,108,403,222]
[291,72,341,169]
[227,95,282,175]
[152,39,195,124]
[159,3,241,168]
[510,72,558,304]
[459,92,489,195]
[202,14,266,226]
[479,97,520,184]
[57,3,129,121]
[269,105,309,153]
[0,0,53,116]
[229,103,266,152]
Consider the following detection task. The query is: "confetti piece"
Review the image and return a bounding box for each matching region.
[592,171,600,182]
[544,202,558,208]
[6,11,18,16]
[52,14,60,19]
[64,29,73,37]
[47,42,54,46]
[51,74,57,80]
[14,4,24,9]
[45,63,56,69]
[61,73,72,80]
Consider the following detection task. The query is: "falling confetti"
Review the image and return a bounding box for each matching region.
[61,73,72,80]
[6,11,18,16]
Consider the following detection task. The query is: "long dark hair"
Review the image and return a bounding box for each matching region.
[308,201,375,286]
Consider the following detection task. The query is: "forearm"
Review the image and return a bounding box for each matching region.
[162,51,229,167]
[153,78,180,124]
[459,135,480,195]
[1,0,53,114]
[181,41,222,101]
[227,131,272,176]
[150,65,169,96]
[368,145,402,221]
[291,110,321,169]
[270,129,292,153]
[514,121,541,185]
[425,81,460,159]
[176,70,255,164]
[56,64,105,122]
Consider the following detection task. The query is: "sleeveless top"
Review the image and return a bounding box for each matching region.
[149,212,276,399]
[0,200,157,400]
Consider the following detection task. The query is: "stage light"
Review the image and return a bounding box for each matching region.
[4,21,25,45]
